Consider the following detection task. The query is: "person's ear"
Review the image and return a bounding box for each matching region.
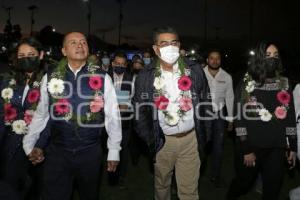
[61,47,67,57]
[153,45,160,57]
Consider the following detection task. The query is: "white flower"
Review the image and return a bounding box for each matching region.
[167,102,180,113]
[245,81,255,93]
[33,81,40,88]
[154,77,165,90]
[185,69,191,76]
[12,120,27,134]
[165,112,180,126]
[47,78,65,95]
[5,122,11,126]
[9,79,16,86]
[63,112,72,121]
[243,73,250,81]
[1,88,13,100]
[86,112,91,121]
[258,108,272,122]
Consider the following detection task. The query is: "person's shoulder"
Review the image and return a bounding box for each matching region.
[279,76,289,88]
[184,58,200,68]
[183,58,201,70]
[220,68,233,80]
[140,62,155,75]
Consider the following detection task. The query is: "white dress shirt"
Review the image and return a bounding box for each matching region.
[23,65,122,161]
[204,66,234,121]
[293,84,300,160]
[158,62,195,135]
[113,72,124,90]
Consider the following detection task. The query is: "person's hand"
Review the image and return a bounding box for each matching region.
[244,153,256,167]
[107,161,119,172]
[28,147,44,165]
[286,151,297,169]
[227,122,234,132]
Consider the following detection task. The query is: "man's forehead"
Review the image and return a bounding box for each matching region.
[157,33,178,41]
[115,56,127,62]
[65,33,87,42]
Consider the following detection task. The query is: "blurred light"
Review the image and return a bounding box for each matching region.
[191,50,196,54]
[249,50,255,56]
[52,28,56,32]
[225,54,228,58]
[46,51,51,56]
[2,46,7,52]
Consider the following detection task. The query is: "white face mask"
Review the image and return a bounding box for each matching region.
[159,46,180,64]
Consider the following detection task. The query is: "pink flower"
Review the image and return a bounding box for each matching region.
[277,90,290,105]
[27,89,40,103]
[4,103,17,122]
[55,99,70,115]
[90,96,104,113]
[24,110,34,125]
[89,76,103,90]
[154,96,169,110]
[179,97,193,111]
[178,76,192,91]
[274,106,287,119]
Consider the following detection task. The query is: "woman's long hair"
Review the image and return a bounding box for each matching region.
[11,37,44,86]
[248,41,283,86]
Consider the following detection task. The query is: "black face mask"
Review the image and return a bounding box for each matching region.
[114,66,126,75]
[264,57,280,78]
[16,56,40,73]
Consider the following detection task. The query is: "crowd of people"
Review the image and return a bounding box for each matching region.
[0,26,299,200]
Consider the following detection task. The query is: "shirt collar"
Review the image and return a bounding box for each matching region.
[161,61,179,73]
[204,65,223,79]
[68,63,86,77]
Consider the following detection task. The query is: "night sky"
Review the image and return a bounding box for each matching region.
[0,0,299,49]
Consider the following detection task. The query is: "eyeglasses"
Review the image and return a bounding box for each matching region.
[156,40,180,48]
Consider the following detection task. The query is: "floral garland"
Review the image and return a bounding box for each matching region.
[153,57,193,126]
[47,57,104,123]
[1,76,42,135]
[243,72,290,122]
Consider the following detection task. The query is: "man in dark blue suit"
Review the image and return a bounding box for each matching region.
[23,32,122,200]
[0,181,20,200]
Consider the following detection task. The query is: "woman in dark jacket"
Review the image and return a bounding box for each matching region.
[0,37,45,199]
[227,41,297,200]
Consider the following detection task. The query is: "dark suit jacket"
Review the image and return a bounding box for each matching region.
[133,58,212,159]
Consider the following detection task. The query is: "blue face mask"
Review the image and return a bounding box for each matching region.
[102,58,110,65]
[143,58,151,65]
[114,66,126,75]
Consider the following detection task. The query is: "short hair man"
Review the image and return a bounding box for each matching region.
[133,27,212,200]
[23,32,122,200]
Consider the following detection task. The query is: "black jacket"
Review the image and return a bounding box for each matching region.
[133,58,212,159]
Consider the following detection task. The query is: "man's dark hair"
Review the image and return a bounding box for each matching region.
[16,37,43,53]
[206,48,222,58]
[248,41,283,86]
[153,26,179,44]
[113,51,127,61]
